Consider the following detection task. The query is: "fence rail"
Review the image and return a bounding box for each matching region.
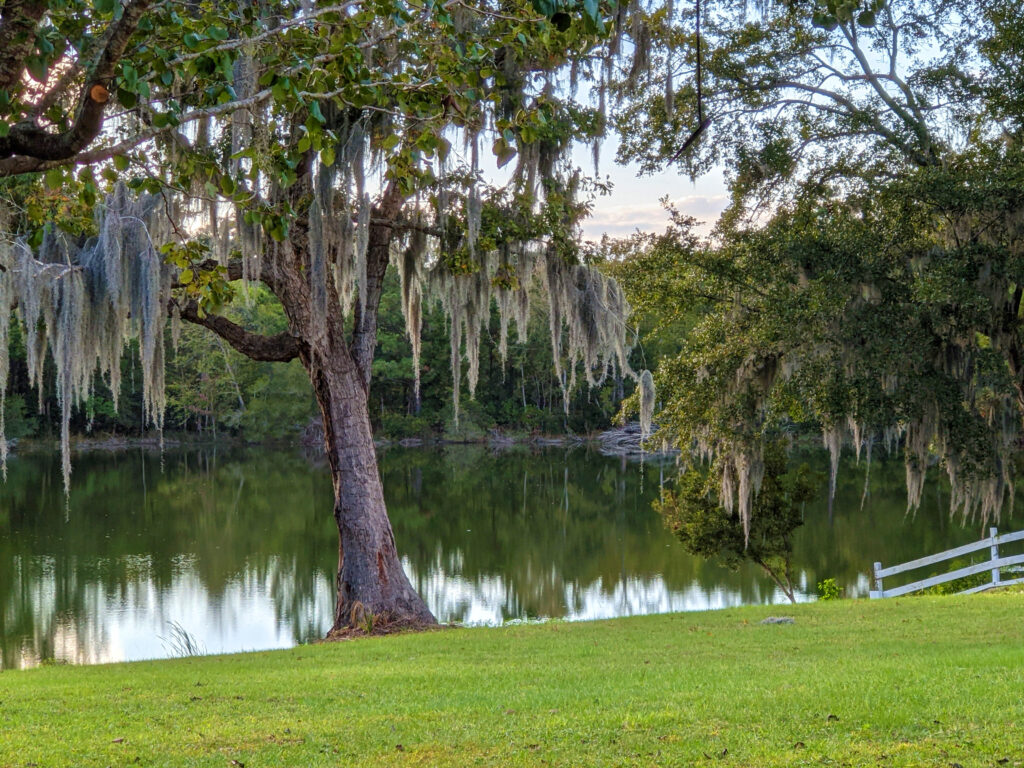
[870,527,1024,599]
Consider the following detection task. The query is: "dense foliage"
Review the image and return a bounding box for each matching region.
[0,0,649,464]
[613,0,1024,529]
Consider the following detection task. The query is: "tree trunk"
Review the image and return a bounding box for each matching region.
[177,174,433,632]
[289,180,436,631]
[306,348,435,631]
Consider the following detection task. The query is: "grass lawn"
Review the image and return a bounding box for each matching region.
[2,591,1024,767]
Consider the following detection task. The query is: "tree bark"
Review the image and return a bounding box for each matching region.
[304,337,435,631]
[282,177,433,630]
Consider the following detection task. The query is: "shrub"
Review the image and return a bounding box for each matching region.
[817,578,842,600]
[3,394,38,439]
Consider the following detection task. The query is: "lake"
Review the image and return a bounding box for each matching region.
[0,443,1014,669]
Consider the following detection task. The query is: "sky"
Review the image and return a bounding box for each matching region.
[573,140,729,242]
[451,130,729,245]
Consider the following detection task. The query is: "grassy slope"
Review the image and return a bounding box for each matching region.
[2,593,1023,767]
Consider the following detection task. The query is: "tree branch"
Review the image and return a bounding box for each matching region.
[0,0,48,93]
[769,79,923,163]
[0,82,272,175]
[175,299,301,362]
[840,21,934,160]
[0,0,154,175]
[350,179,405,387]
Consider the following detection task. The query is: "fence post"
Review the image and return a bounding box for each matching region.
[990,527,1001,587]
[873,561,883,598]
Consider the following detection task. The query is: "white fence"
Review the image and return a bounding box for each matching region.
[870,527,1024,599]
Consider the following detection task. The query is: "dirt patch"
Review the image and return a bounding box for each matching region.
[321,617,454,642]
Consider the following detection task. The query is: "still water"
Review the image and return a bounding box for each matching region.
[0,444,1015,668]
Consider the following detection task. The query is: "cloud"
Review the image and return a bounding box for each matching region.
[583,194,729,240]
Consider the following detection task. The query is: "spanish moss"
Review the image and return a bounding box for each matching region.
[0,187,172,492]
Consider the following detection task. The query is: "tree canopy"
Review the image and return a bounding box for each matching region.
[616,0,1017,197]
[614,0,1024,534]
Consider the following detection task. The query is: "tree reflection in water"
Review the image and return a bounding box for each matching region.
[1,445,1013,668]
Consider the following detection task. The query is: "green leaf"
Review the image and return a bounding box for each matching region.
[26,56,47,83]
[812,11,839,30]
[44,169,63,190]
[492,137,517,168]
[113,155,130,171]
[183,32,202,50]
[208,26,229,41]
[309,101,326,124]
[321,146,336,167]
[121,63,137,88]
[531,0,557,17]
[179,268,194,285]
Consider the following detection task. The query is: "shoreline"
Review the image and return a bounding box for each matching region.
[9,422,672,459]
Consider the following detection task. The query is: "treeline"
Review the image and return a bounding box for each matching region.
[4,271,635,443]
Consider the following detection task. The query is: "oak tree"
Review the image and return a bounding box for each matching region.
[615,0,1024,530]
[0,0,652,630]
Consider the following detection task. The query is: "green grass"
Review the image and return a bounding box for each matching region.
[3,592,1024,767]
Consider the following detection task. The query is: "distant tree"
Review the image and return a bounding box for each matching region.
[657,443,816,603]
[165,287,316,439]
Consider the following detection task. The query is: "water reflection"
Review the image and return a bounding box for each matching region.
[1,445,1016,668]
